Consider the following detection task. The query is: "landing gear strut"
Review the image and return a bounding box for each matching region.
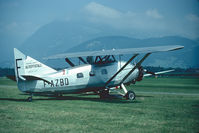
[121,83,136,101]
[99,84,136,100]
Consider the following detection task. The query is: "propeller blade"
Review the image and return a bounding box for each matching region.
[144,69,174,77]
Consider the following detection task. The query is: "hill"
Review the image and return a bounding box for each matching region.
[1,20,198,68]
[19,21,117,58]
[66,36,199,68]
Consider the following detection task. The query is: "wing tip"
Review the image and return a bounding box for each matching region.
[170,45,184,51]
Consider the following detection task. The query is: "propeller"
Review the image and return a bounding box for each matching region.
[136,66,144,81]
[136,66,156,81]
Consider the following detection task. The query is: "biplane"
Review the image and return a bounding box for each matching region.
[12,45,183,102]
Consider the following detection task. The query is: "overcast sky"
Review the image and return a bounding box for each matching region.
[0,0,199,48]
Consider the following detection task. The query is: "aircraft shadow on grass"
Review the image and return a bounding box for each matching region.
[0,93,152,103]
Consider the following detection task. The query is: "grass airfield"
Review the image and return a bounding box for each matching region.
[0,77,199,133]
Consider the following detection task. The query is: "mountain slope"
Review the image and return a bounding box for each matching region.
[67,36,142,52]
[66,36,199,68]
[19,20,118,58]
[2,19,198,68]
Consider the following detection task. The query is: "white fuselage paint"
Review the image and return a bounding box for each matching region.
[17,61,139,94]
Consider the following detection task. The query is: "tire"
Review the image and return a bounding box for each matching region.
[99,89,109,99]
[125,91,136,100]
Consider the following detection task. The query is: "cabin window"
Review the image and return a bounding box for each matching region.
[101,69,108,75]
[89,71,95,76]
[77,73,84,78]
[94,55,116,64]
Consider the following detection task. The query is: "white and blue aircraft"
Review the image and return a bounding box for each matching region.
[10,45,183,102]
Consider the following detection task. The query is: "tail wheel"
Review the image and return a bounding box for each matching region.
[27,97,32,102]
[125,91,136,100]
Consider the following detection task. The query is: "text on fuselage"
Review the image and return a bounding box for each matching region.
[43,78,69,88]
[25,64,42,69]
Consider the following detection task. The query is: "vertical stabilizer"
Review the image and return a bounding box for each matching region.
[14,48,57,82]
[14,48,26,82]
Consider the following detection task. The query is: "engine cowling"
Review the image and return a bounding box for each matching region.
[136,66,144,81]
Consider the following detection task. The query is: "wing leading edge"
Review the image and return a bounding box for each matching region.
[44,45,184,59]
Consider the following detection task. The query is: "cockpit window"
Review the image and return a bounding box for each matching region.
[89,71,95,76]
[94,55,116,64]
[77,73,84,78]
[86,56,94,64]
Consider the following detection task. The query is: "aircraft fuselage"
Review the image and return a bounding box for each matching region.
[17,61,139,94]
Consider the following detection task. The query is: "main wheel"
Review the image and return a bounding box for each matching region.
[99,89,109,99]
[125,91,136,100]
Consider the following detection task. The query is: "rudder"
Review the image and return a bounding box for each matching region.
[14,48,57,82]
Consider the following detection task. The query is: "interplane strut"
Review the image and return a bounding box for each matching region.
[119,53,151,84]
[104,54,138,87]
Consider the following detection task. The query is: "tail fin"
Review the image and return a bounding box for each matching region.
[14,48,57,82]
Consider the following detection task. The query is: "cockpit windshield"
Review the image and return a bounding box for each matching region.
[94,55,116,64]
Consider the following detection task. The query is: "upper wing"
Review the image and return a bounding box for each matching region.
[44,45,184,59]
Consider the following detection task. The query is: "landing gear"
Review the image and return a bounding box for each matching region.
[125,91,136,100]
[99,89,109,99]
[27,93,33,102]
[27,96,32,102]
[121,83,136,101]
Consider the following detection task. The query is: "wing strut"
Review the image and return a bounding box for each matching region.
[78,57,87,64]
[105,54,138,87]
[65,58,75,67]
[120,53,151,84]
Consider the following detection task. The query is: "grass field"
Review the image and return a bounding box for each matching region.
[0,77,199,133]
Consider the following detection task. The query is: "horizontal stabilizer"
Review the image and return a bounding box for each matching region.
[44,45,184,59]
[21,75,51,84]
